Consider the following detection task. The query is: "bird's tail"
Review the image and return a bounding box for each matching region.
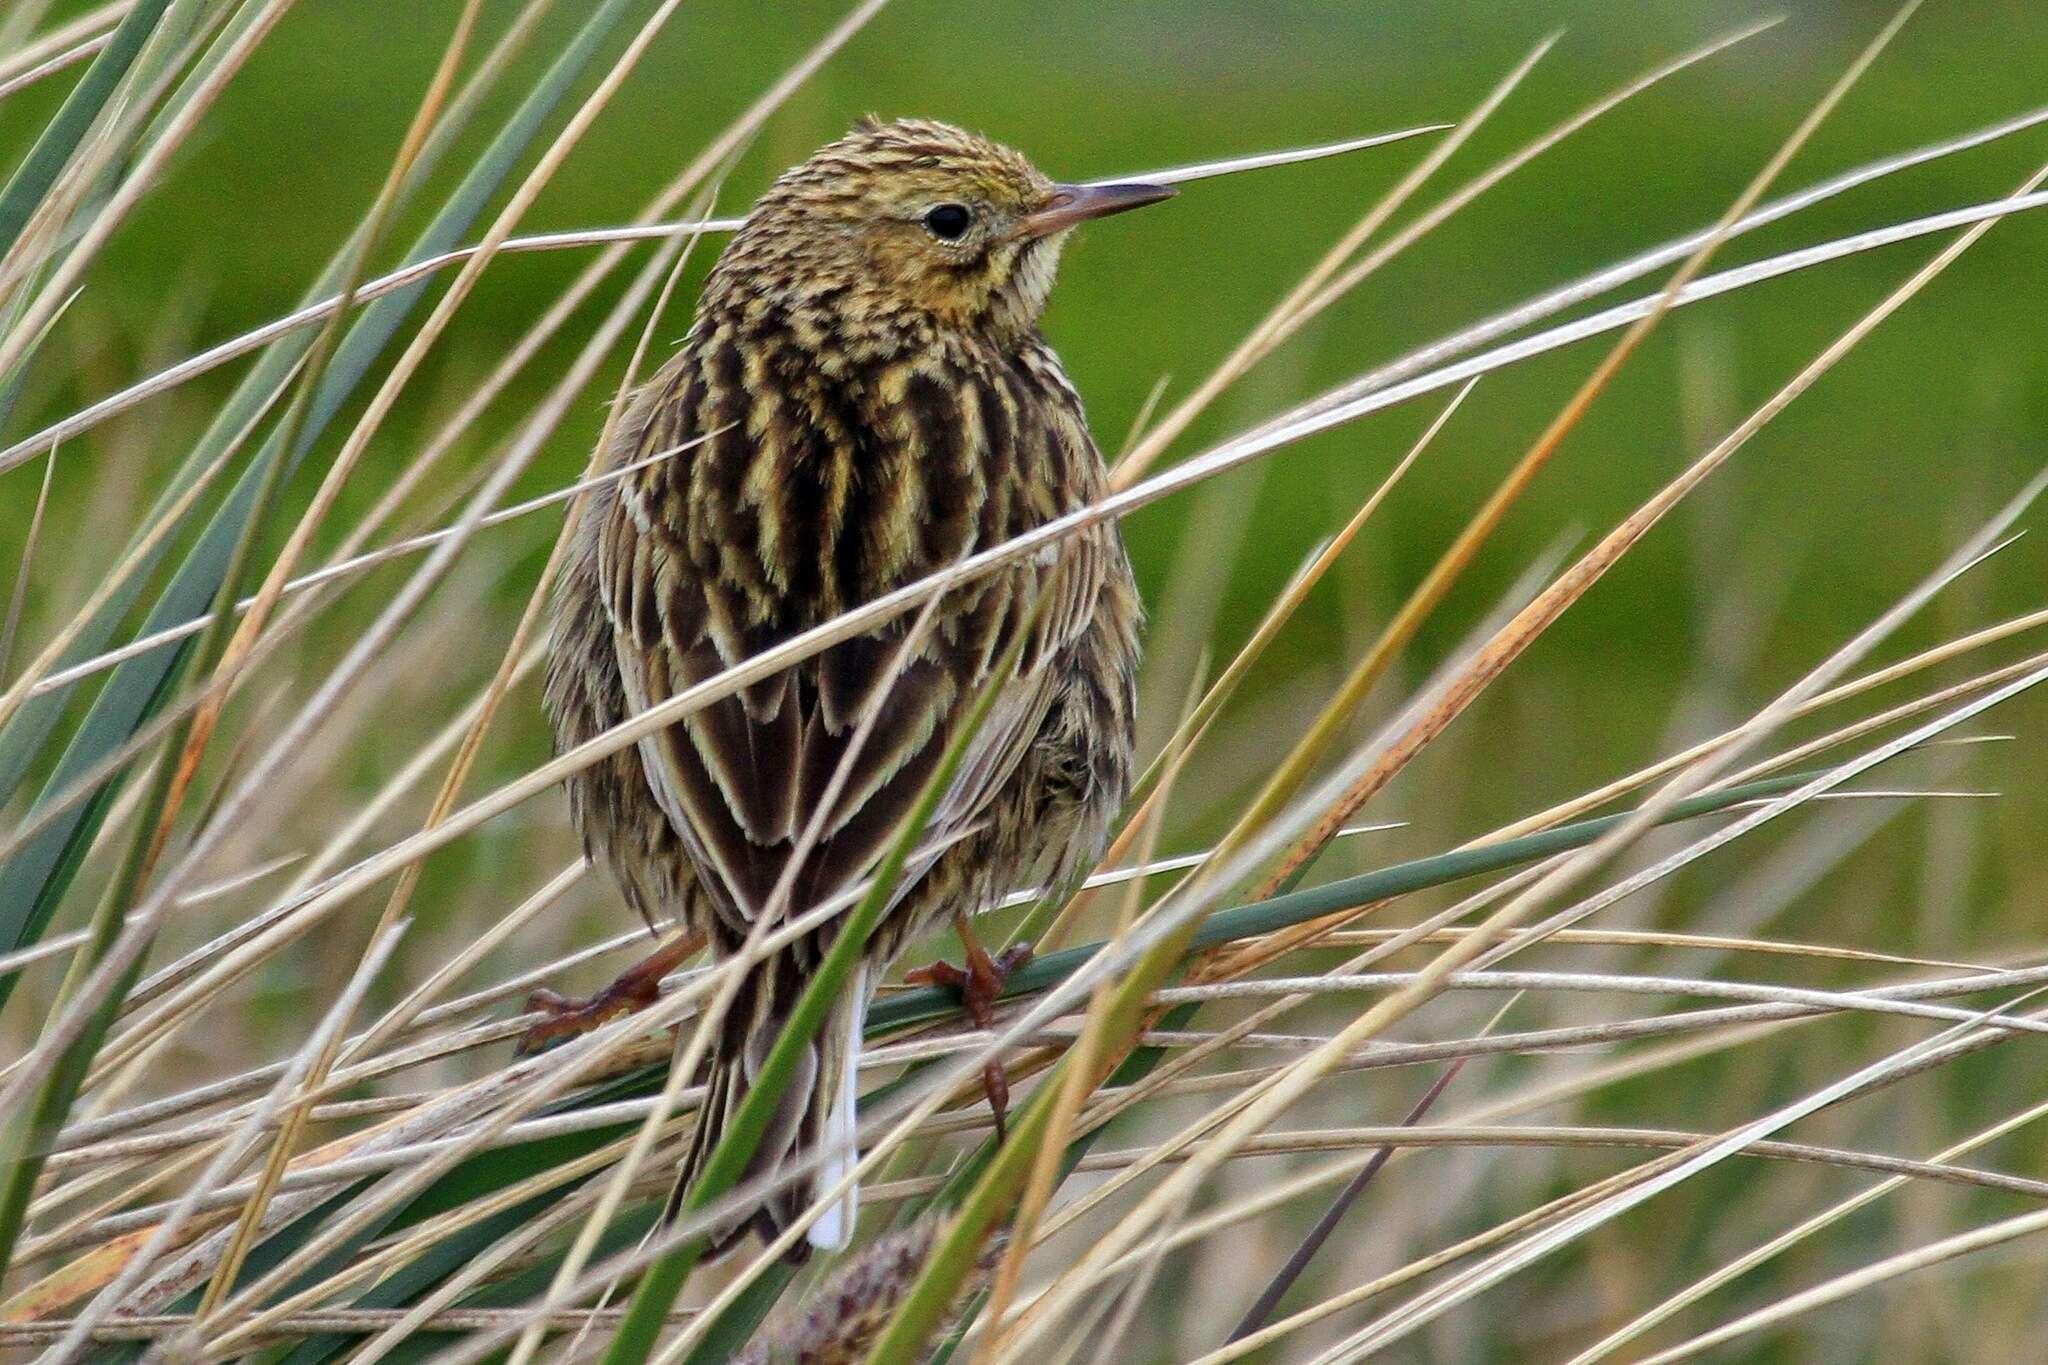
[671,961,868,1263]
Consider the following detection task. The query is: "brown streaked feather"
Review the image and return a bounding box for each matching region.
[594,321,1108,933]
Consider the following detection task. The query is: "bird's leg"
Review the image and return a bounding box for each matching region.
[905,914,1033,1141]
[516,928,706,1056]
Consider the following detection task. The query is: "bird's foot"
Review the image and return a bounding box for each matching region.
[906,940,1033,1141]
[514,930,702,1056]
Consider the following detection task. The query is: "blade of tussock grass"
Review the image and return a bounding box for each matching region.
[0,0,474,1259]
[909,20,1901,1342]
[0,0,547,798]
[4,154,2039,887]
[1569,1094,2048,1362]
[0,0,640,990]
[41,920,408,1359]
[0,0,691,1121]
[112,769,1818,1365]
[22,5,888,1293]
[0,444,53,677]
[1313,973,2048,1360]
[0,124,1443,479]
[1110,17,1781,491]
[0,0,171,258]
[0,4,129,97]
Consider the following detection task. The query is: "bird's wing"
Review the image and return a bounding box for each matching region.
[596,357,1110,937]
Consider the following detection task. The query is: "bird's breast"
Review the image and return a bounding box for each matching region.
[662,318,1084,633]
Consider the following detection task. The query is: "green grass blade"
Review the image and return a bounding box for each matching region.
[0,0,176,257]
[867,771,1809,1034]
[0,0,639,994]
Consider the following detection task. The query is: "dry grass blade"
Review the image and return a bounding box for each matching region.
[0,446,54,678]
[0,123,1440,479]
[1255,0,1926,896]
[1568,1091,2048,1362]
[1632,1207,2048,1363]
[40,920,408,1359]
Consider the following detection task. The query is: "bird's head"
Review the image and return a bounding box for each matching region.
[709,117,1174,341]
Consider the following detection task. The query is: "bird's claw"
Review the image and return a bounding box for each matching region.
[907,940,1033,1141]
[513,930,701,1056]
[515,976,663,1056]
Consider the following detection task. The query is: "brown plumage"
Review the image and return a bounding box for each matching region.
[544,117,1160,1259]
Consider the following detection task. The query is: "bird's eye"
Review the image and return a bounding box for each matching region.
[922,203,974,241]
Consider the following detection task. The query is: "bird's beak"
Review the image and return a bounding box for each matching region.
[1017,181,1176,239]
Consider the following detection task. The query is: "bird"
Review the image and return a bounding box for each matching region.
[538,116,1164,1261]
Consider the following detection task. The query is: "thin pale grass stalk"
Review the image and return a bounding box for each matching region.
[0,1,129,89]
[1317,925,1987,973]
[1001,548,1584,1262]
[1112,20,1774,489]
[0,0,702,1122]
[0,1305,681,1346]
[1103,144,2048,1308]
[214,1130,677,1365]
[0,363,298,743]
[1110,32,1557,491]
[36,109,2048,1365]
[0,124,1440,476]
[1197,1157,1681,1364]
[42,823,1388,1181]
[9,169,2048,897]
[1570,1097,2048,1362]
[1460,471,2048,989]
[21,436,712,701]
[1305,631,2048,1353]
[1318,984,2048,1360]
[8,0,567,711]
[1252,2,1923,900]
[1487,603,2048,843]
[38,920,407,1360]
[0,31,107,104]
[1047,1120,2048,1254]
[1225,1016,1494,1343]
[524,579,954,1365]
[629,578,1040,1365]
[350,182,720,1128]
[1632,1218,2048,1362]
[0,0,206,304]
[94,643,545,1045]
[0,0,293,375]
[0,446,54,677]
[977,667,1203,1356]
[878,737,1965,1351]
[137,0,485,901]
[1197,991,2003,1360]
[1001,270,2022,1364]
[0,863,305,999]
[1212,618,2048,1358]
[1149,965,2048,1037]
[0,0,891,1146]
[1072,376,1471,942]
[147,824,984,1335]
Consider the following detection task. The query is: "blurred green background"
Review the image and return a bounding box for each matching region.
[6,0,2048,1359]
